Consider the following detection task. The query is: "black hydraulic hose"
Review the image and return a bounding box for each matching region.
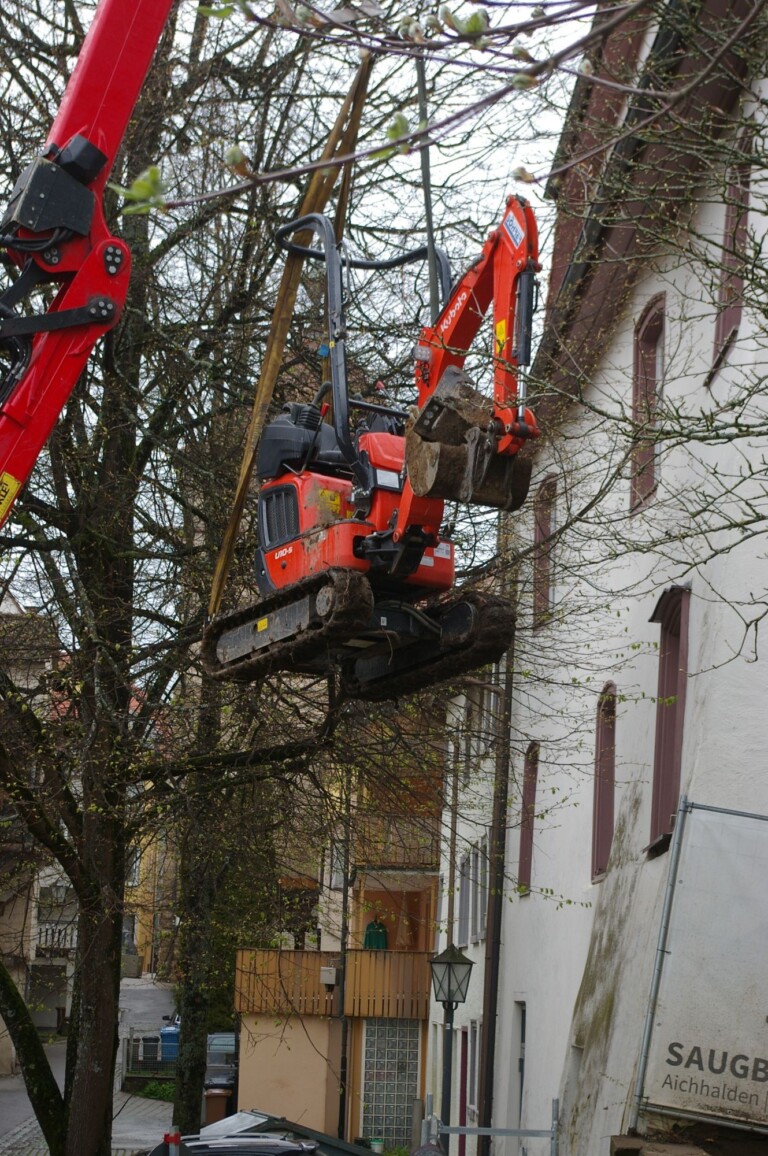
[416,52,440,323]
[275,214,360,481]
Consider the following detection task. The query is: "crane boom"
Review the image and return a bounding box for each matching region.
[0,0,176,528]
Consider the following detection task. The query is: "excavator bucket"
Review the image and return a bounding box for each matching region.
[405,369,532,511]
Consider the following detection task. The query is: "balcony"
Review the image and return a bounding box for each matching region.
[236,950,336,1017]
[236,949,432,1020]
[36,921,77,958]
[353,812,440,872]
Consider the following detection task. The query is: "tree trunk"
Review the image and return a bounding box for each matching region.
[64,813,125,1156]
[0,959,66,1155]
[174,816,219,1134]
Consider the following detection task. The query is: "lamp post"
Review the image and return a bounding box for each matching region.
[429,944,474,1154]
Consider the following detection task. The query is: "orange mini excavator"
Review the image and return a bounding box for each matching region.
[201,202,540,700]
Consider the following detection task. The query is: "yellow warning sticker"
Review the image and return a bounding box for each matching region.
[495,319,507,356]
[257,618,269,633]
[0,472,21,522]
[319,488,342,514]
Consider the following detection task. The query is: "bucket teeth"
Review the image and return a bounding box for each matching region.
[410,368,492,444]
[468,450,532,511]
[405,370,532,511]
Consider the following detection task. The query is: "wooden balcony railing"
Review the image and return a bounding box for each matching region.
[236,949,432,1020]
[236,949,337,1017]
[344,949,431,1019]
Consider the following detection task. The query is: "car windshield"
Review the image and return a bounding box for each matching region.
[207,1033,235,1063]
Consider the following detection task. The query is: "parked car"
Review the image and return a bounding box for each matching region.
[149,1133,317,1156]
[205,1031,236,1090]
[190,1111,375,1156]
[197,1113,270,1137]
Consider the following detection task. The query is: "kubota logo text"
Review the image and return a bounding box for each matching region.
[439,291,468,333]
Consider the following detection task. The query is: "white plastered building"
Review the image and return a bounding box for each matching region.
[429,4,768,1154]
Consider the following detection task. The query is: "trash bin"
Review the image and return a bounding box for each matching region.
[204,1087,231,1125]
[160,1024,180,1062]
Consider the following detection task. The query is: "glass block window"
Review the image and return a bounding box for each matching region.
[362,1018,420,1148]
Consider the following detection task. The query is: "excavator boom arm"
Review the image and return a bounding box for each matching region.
[399,195,541,526]
[414,195,540,417]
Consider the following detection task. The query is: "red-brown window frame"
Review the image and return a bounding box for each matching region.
[648,587,690,853]
[631,296,665,511]
[592,683,616,881]
[518,741,539,893]
[532,476,557,628]
[713,130,752,371]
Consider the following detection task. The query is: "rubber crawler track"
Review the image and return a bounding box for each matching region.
[344,590,516,701]
[202,575,515,701]
[201,569,375,684]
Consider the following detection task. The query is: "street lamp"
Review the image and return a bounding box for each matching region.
[429,944,474,1154]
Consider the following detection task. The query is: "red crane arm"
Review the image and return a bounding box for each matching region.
[0,0,176,528]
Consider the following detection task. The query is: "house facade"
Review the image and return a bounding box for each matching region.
[429,1,768,1154]
[427,686,497,1156]
[0,591,61,1064]
[235,744,442,1146]
[0,589,179,1075]
[123,831,178,978]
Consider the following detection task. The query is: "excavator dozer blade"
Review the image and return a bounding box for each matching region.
[340,590,515,702]
[405,369,532,511]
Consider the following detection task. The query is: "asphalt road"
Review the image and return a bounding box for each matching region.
[120,974,177,1030]
[0,1037,67,1136]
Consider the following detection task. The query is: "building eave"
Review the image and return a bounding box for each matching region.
[533,0,757,421]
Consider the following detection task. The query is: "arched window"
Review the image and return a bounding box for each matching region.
[714,129,752,370]
[592,684,616,880]
[532,476,557,627]
[649,586,690,851]
[518,742,539,893]
[631,295,664,510]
